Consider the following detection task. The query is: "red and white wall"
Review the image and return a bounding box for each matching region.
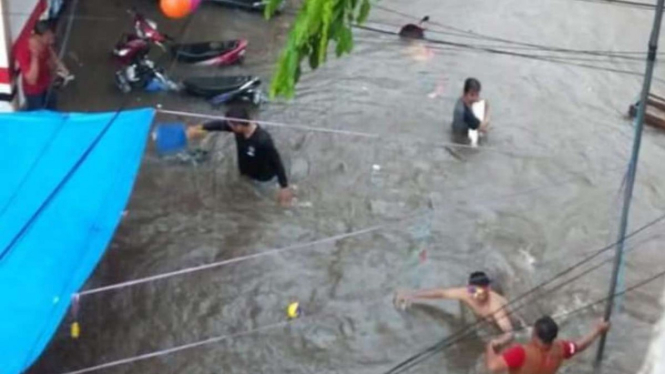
[0,0,50,112]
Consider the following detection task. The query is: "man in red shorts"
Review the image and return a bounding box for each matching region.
[485,315,610,374]
[16,20,69,110]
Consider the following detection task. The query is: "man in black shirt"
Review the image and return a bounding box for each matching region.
[451,78,490,144]
[187,107,293,206]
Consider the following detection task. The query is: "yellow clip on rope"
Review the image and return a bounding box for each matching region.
[71,322,80,339]
[286,302,300,319]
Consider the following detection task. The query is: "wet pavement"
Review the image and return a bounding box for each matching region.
[30,0,665,373]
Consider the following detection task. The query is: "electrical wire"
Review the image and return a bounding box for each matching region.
[372,3,663,57]
[395,265,665,374]
[573,0,659,10]
[353,23,658,80]
[275,7,660,68]
[56,246,665,374]
[44,0,81,109]
[383,211,665,374]
[353,32,651,64]
[369,8,662,60]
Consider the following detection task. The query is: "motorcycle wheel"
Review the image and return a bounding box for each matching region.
[115,71,132,94]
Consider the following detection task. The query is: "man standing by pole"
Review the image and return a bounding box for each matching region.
[594,0,665,369]
[16,20,70,111]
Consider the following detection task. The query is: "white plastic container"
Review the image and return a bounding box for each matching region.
[470,100,486,147]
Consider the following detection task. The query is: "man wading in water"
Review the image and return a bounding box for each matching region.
[187,107,294,206]
[486,316,610,374]
[394,271,515,347]
[451,78,491,146]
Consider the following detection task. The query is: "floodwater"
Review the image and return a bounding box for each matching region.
[30,0,665,373]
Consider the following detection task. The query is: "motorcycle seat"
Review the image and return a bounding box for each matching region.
[172,41,242,63]
[182,76,260,97]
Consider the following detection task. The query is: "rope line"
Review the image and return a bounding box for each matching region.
[78,212,429,296]
[64,211,665,374]
[4,6,658,57]
[382,211,665,374]
[59,318,298,374]
[574,0,659,10]
[372,4,662,58]
[354,24,653,80]
[388,265,665,374]
[58,255,665,374]
[157,108,551,158]
[362,5,665,83]
[387,234,649,374]
[77,158,626,298]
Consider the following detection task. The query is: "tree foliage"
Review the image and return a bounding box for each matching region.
[265,0,372,98]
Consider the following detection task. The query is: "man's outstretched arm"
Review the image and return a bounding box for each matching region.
[573,319,611,354]
[485,340,511,373]
[186,121,232,139]
[395,287,468,307]
[490,308,515,348]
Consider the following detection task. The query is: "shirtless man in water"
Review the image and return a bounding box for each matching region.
[486,315,610,374]
[394,271,514,347]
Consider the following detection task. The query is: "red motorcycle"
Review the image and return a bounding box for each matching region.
[113,9,247,67]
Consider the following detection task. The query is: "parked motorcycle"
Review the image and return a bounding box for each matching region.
[114,53,263,106]
[113,9,247,67]
[112,9,262,106]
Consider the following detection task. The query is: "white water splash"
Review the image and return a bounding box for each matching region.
[638,287,665,374]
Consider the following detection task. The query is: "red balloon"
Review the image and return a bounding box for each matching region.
[160,0,193,19]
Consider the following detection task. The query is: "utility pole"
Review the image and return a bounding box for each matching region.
[594,0,665,369]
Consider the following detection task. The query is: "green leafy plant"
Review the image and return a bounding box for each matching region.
[265,0,372,98]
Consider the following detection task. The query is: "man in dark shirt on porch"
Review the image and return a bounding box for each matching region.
[187,107,293,206]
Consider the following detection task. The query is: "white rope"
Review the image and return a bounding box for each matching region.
[155,108,548,158]
[77,156,625,298]
[60,292,395,374]
[77,213,428,297]
[158,108,380,138]
[61,291,396,374]
[59,318,299,374]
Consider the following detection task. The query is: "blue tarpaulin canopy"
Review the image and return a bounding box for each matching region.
[0,108,154,374]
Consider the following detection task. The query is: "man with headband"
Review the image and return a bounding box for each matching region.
[395,271,514,347]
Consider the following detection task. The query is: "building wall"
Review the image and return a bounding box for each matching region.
[6,0,43,43]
